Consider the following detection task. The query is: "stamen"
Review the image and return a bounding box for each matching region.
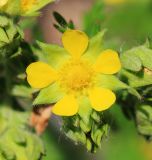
[21,0,37,11]
[58,59,95,95]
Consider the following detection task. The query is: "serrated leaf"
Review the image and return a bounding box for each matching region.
[120,51,142,71]
[0,107,45,160]
[121,69,152,88]
[0,144,16,160]
[0,15,9,27]
[33,83,64,106]
[91,111,100,123]
[91,123,103,147]
[86,139,92,151]
[65,130,86,145]
[127,87,141,100]
[121,44,152,71]
[134,46,152,70]
[0,27,9,43]
[136,104,152,136]
[78,96,92,125]
[12,129,27,146]
[6,22,18,41]
[80,120,91,133]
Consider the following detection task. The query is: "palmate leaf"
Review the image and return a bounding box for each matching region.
[0,15,23,58]
[120,42,152,71]
[0,107,45,160]
[136,103,152,137]
[120,52,142,72]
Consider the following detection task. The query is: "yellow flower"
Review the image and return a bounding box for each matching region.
[0,0,8,7]
[26,30,121,116]
[104,0,126,5]
[21,0,37,12]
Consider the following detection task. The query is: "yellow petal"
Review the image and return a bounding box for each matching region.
[0,0,8,7]
[93,49,121,74]
[26,62,57,89]
[62,29,89,59]
[52,95,79,116]
[88,87,116,111]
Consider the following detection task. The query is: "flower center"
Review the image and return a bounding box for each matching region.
[58,59,95,94]
[21,0,37,11]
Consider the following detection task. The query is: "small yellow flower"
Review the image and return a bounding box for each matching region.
[26,30,121,116]
[104,0,126,5]
[0,0,8,7]
[21,0,37,12]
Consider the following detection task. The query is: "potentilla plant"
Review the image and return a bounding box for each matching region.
[1,0,152,158]
[25,13,152,152]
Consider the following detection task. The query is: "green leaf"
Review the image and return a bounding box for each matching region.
[91,123,108,147]
[120,51,142,71]
[86,138,92,151]
[83,29,107,62]
[127,87,141,100]
[6,21,18,41]
[65,130,86,145]
[37,41,70,69]
[0,15,9,27]
[80,120,92,133]
[26,133,45,160]
[0,28,9,43]
[0,144,16,160]
[78,96,92,125]
[121,44,152,71]
[121,69,152,88]
[12,129,27,146]
[53,24,65,33]
[11,85,33,98]
[33,83,65,106]
[1,0,21,15]
[134,46,152,70]
[53,11,67,27]
[0,107,45,160]
[136,104,152,136]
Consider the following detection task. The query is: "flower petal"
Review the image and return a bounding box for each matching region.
[26,62,57,89]
[0,0,8,7]
[88,87,116,111]
[52,95,79,116]
[62,29,89,58]
[93,49,121,74]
